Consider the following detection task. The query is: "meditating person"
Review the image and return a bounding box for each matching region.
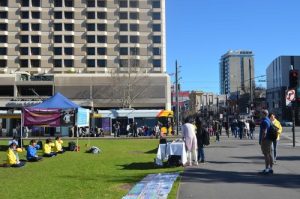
[54,136,65,153]
[43,138,57,157]
[7,142,26,168]
[27,139,42,162]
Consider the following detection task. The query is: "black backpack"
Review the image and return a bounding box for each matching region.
[68,141,76,151]
[203,129,210,146]
[167,155,182,167]
[37,140,43,150]
[268,124,279,141]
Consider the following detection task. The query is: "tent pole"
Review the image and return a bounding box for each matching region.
[76,125,79,152]
[20,110,23,148]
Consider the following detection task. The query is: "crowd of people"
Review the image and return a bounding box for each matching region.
[5,136,65,168]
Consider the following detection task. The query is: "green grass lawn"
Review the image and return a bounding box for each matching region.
[0,139,183,199]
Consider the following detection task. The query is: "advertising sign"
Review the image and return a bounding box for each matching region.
[76,108,90,127]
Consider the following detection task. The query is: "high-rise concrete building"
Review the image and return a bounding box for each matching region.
[0,0,170,110]
[219,50,254,95]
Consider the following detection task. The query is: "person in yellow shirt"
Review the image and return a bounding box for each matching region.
[43,138,57,157]
[7,142,26,167]
[54,136,65,153]
[269,113,283,163]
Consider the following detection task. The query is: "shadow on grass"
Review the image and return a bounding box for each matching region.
[0,145,9,151]
[144,148,158,154]
[118,162,157,170]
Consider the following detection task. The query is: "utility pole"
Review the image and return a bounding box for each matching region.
[175,60,179,135]
[249,59,252,116]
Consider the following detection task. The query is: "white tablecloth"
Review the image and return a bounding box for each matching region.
[155,142,187,166]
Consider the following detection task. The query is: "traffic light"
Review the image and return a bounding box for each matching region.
[289,70,298,89]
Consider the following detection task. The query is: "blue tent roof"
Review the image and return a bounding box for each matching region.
[32,92,80,109]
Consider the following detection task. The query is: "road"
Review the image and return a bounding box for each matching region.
[177,130,300,199]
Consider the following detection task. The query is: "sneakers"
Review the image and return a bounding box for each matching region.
[259,168,274,175]
[268,169,274,174]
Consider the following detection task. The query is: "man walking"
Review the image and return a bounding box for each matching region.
[259,109,273,174]
[268,113,282,163]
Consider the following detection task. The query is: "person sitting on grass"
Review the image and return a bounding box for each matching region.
[54,136,65,154]
[27,139,42,162]
[7,142,26,168]
[43,138,57,157]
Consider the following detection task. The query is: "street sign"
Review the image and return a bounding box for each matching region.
[286,89,296,106]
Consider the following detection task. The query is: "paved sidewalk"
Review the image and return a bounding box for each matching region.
[178,133,300,199]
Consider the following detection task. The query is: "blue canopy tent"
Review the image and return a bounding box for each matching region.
[21,92,90,147]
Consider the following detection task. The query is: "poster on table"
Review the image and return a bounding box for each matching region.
[76,108,90,127]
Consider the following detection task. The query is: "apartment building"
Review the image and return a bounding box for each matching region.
[0,0,170,110]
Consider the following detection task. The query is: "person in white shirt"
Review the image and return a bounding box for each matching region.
[182,117,198,166]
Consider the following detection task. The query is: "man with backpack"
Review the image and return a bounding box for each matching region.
[259,109,273,175]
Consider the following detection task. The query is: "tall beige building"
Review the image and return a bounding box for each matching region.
[0,0,170,110]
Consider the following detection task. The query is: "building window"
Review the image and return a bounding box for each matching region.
[97,24,106,31]
[64,59,73,67]
[131,59,139,67]
[64,23,74,31]
[65,12,74,19]
[97,12,106,19]
[31,23,40,31]
[54,59,62,67]
[119,59,128,67]
[97,35,106,43]
[0,48,7,55]
[152,1,160,8]
[64,35,73,43]
[32,0,41,7]
[97,47,106,55]
[20,60,29,68]
[0,35,7,43]
[130,47,139,55]
[20,0,29,7]
[119,12,128,20]
[129,12,139,20]
[87,59,95,67]
[97,59,106,67]
[119,35,128,43]
[130,35,139,43]
[0,0,8,7]
[0,11,7,19]
[153,47,161,55]
[31,35,40,43]
[65,0,74,7]
[87,47,95,55]
[87,0,96,7]
[20,47,29,55]
[20,35,28,43]
[20,11,29,19]
[64,47,73,55]
[129,1,138,8]
[31,47,40,55]
[119,47,128,55]
[97,0,106,7]
[152,24,161,32]
[0,60,7,67]
[54,12,63,19]
[31,11,40,19]
[152,12,161,20]
[31,59,40,67]
[153,36,161,43]
[87,35,95,43]
[119,23,128,31]
[54,35,62,43]
[54,0,62,7]
[87,12,96,19]
[0,23,7,31]
[87,23,96,31]
[130,24,138,31]
[54,23,62,31]
[153,59,161,67]
[119,1,127,8]
[20,23,29,31]
[54,47,62,55]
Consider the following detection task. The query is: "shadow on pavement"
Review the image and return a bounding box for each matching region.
[181,168,300,188]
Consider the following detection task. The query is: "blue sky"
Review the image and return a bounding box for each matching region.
[166,0,300,93]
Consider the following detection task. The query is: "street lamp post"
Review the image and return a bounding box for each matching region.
[175,60,179,135]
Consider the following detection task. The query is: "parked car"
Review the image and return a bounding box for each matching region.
[281,120,293,127]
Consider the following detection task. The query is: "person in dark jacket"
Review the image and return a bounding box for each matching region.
[195,116,206,163]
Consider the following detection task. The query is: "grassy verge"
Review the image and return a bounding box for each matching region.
[0,139,183,199]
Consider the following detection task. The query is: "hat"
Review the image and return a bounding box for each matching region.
[262,109,269,116]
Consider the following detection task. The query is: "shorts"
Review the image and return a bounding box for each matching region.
[261,139,272,155]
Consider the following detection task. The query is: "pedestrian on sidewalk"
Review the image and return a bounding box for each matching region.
[249,119,256,139]
[268,113,282,163]
[195,116,206,163]
[182,116,198,166]
[259,109,273,174]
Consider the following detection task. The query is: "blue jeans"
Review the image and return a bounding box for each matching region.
[198,147,205,162]
[272,140,278,161]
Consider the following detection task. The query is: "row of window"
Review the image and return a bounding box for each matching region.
[0,59,161,68]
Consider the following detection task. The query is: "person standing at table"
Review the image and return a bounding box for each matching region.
[182,117,198,166]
